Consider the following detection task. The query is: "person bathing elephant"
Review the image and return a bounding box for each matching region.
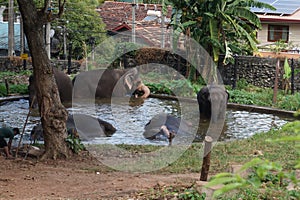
[143,113,193,145]
[72,68,150,100]
[197,84,229,123]
[30,113,116,143]
[28,67,73,109]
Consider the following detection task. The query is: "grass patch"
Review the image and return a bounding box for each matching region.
[85,122,298,174]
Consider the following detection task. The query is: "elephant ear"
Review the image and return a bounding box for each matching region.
[124,68,139,91]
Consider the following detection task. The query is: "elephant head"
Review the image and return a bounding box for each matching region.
[197,85,229,123]
[28,68,73,109]
[72,68,150,100]
[143,113,193,145]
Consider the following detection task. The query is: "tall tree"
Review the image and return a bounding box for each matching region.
[52,0,107,59]
[17,0,71,159]
[169,0,275,64]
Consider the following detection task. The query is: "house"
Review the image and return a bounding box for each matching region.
[97,1,173,48]
[0,6,24,56]
[251,0,300,51]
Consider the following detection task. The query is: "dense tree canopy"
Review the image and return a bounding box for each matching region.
[0,0,106,59]
[168,0,275,64]
[51,0,107,59]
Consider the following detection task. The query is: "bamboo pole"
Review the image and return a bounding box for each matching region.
[15,96,35,158]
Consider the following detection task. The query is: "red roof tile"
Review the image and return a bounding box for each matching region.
[97,1,172,47]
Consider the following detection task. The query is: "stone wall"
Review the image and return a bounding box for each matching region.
[0,56,81,73]
[1,52,300,92]
[218,55,300,91]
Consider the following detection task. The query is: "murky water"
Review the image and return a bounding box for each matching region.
[0,98,293,146]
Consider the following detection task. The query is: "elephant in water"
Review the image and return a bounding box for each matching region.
[72,68,150,100]
[28,67,73,108]
[143,113,193,144]
[197,85,229,123]
[30,113,116,142]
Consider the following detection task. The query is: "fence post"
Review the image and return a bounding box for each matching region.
[200,136,213,181]
[291,58,295,95]
[232,56,237,89]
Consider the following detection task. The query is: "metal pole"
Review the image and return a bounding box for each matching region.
[8,0,14,56]
[45,1,51,59]
[20,15,24,55]
[67,42,72,74]
[291,58,295,95]
[161,0,165,48]
[63,25,67,59]
[132,0,136,43]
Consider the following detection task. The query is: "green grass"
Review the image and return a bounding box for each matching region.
[87,122,298,174]
[0,70,31,96]
[0,83,28,96]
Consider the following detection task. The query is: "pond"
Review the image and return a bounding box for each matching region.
[0,98,293,146]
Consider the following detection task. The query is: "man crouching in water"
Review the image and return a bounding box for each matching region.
[0,127,20,158]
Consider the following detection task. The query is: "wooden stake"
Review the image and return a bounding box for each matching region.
[15,96,35,158]
[5,78,9,95]
[200,136,213,181]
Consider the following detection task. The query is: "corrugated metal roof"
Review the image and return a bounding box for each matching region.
[0,21,22,50]
[251,0,300,15]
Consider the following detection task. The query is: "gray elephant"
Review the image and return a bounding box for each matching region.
[197,85,229,123]
[28,68,73,108]
[30,113,116,143]
[143,113,193,144]
[72,68,150,100]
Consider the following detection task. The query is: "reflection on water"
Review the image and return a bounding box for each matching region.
[0,98,293,146]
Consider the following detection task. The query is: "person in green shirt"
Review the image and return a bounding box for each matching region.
[0,127,20,158]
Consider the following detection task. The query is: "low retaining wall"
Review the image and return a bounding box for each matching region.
[0,56,82,73]
[218,55,300,91]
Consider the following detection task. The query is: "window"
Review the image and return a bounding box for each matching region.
[268,25,289,42]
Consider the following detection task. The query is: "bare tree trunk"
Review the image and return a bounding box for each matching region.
[17,0,71,159]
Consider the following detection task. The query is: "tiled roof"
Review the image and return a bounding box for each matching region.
[97,1,172,31]
[97,1,172,47]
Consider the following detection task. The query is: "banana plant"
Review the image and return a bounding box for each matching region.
[168,0,275,64]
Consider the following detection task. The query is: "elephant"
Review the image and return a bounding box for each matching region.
[143,113,193,144]
[30,113,116,142]
[28,67,73,108]
[72,68,150,100]
[197,85,229,123]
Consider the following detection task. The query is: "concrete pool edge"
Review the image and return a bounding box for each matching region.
[0,94,299,120]
[149,94,299,120]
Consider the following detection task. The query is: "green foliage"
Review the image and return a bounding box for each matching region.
[207,120,300,199]
[7,84,28,95]
[277,93,300,111]
[0,70,31,96]
[207,157,298,199]
[235,78,248,90]
[52,0,107,59]
[146,79,195,97]
[168,0,275,62]
[227,80,300,111]
[65,134,85,154]
[179,188,206,200]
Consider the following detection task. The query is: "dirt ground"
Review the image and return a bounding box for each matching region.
[0,151,201,200]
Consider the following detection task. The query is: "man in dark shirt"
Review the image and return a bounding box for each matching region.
[0,127,20,158]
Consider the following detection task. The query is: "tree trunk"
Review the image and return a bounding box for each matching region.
[17,0,71,159]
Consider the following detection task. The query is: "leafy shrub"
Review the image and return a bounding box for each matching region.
[206,120,300,199]
[277,93,300,111]
[179,188,206,200]
[65,134,85,154]
[0,84,28,96]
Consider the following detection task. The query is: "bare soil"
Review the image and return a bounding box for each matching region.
[0,151,200,200]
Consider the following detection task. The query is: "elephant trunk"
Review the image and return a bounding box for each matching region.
[133,83,150,98]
